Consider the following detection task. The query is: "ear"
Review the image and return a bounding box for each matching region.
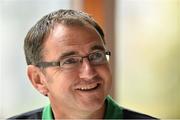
[27,65,49,96]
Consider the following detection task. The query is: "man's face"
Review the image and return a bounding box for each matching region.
[41,24,112,113]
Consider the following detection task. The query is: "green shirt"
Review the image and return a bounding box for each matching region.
[42,96,123,119]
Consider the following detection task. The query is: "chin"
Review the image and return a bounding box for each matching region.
[77,96,105,112]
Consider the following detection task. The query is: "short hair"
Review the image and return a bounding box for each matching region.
[24,9,105,65]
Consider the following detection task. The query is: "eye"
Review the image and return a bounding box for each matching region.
[89,51,104,61]
[61,57,79,65]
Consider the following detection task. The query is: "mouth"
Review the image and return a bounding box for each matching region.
[75,83,100,91]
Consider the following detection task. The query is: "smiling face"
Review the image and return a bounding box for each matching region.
[36,24,112,118]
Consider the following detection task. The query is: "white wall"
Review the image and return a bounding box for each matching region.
[0,0,70,118]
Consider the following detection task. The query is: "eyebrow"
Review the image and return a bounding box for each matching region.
[90,45,105,51]
[59,51,77,59]
[58,45,105,59]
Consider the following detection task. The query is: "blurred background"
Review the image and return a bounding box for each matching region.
[0,0,179,118]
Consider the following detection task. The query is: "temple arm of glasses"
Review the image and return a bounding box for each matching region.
[105,51,111,56]
[36,62,60,68]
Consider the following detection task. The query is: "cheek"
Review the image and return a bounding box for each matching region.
[46,70,78,96]
[96,65,112,90]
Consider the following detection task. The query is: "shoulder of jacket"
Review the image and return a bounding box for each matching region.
[8,108,43,119]
[122,108,158,119]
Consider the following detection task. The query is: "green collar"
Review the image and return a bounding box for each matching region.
[104,96,123,119]
[42,103,53,120]
[42,96,122,119]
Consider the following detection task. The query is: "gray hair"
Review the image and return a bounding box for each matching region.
[24,9,105,66]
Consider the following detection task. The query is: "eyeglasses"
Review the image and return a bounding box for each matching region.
[36,50,111,70]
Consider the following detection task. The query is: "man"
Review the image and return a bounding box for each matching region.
[10,9,156,119]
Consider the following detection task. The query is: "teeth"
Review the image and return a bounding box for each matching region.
[77,83,98,90]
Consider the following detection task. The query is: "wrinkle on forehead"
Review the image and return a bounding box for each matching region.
[56,41,104,55]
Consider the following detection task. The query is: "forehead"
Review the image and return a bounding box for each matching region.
[42,24,105,60]
[51,24,103,43]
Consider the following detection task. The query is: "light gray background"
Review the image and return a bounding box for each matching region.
[0,0,70,118]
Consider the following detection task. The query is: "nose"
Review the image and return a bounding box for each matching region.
[79,58,97,80]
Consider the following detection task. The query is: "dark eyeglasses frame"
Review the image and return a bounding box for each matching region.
[35,50,111,68]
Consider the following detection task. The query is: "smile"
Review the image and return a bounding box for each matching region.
[76,83,100,91]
